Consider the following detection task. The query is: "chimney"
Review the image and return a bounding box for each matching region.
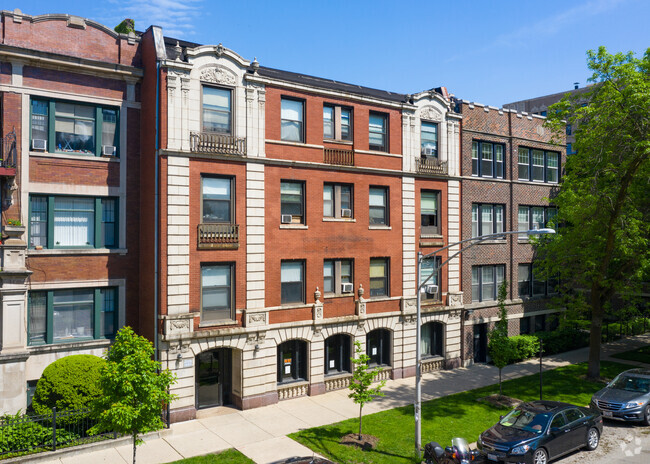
[574,82,579,90]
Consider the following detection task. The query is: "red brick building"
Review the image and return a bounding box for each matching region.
[0,9,142,414]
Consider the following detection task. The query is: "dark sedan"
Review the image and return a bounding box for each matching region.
[477,401,603,464]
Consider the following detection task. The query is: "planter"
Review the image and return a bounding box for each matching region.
[2,224,25,242]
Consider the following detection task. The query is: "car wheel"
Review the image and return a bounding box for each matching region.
[644,405,650,426]
[533,448,548,464]
[586,427,599,450]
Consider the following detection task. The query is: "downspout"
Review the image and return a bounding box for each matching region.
[154,60,160,362]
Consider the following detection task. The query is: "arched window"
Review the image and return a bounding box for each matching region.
[366,329,391,366]
[325,334,351,375]
[277,340,307,383]
[421,322,444,358]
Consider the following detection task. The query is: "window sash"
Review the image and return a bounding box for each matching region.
[53,197,95,247]
[202,87,232,134]
[421,191,439,234]
[281,99,304,142]
[281,261,304,304]
[480,205,493,236]
[201,264,233,321]
[369,258,388,297]
[369,113,387,151]
[30,196,48,248]
[473,265,505,302]
[518,264,531,298]
[471,141,479,175]
[323,106,334,139]
[281,181,304,222]
[369,187,387,225]
[340,108,352,141]
[421,122,438,156]
[202,177,232,223]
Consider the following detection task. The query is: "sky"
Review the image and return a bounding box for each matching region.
[8,0,650,106]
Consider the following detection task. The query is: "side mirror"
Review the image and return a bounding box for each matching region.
[499,415,504,421]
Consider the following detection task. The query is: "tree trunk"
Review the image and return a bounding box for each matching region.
[358,405,363,440]
[499,368,502,396]
[587,287,605,380]
[132,433,137,464]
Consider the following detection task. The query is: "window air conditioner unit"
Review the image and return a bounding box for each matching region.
[421,147,436,157]
[341,208,352,218]
[102,145,116,156]
[32,139,47,151]
[341,282,354,293]
[425,284,439,295]
[281,214,293,224]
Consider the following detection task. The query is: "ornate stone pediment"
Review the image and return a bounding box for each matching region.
[420,106,443,122]
[199,65,237,86]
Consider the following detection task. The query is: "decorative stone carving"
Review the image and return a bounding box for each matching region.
[251,57,260,74]
[313,303,323,322]
[402,314,416,325]
[246,331,266,345]
[402,297,417,314]
[356,299,366,317]
[172,41,183,61]
[216,43,225,56]
[313,325,322,337]
[420,106,442,122]
[200,66,237,86]
[245,309,268,327]
[536,125,545,136]
[168,339,190,354]
[357,284,364,299]
[163,313,195,336]
[448,291,464,308]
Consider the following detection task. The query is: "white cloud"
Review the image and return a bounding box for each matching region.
[102,0,203,38]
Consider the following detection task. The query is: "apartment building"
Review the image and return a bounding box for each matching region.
[456,101,565,363]
[0,9,142,414]
[138,29,464,422]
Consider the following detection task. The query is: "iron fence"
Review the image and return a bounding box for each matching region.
[0,407,115,459]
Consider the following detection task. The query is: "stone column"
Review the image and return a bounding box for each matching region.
[0,225,32,414]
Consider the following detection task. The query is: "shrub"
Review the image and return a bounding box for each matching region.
[0,411,79,454]
[536,327,589,355]
[32,355,105,424]
[509,335,540,362]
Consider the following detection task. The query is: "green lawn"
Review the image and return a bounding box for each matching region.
[289,362,632,464]
[166,449,255,463]
[611,345,650,364]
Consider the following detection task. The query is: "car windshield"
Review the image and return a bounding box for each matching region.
[499,408,550,434]
[609,375,650,393]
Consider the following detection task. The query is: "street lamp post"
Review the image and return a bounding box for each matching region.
[414,228,555,459]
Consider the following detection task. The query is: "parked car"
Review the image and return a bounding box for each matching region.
[590,368,650,425]
[477,400,602,464]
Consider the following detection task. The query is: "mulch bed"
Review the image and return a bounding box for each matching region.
[477,394,522,408]
[340,433,379,451]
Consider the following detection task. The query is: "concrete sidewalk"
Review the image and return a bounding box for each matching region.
[26,332,650,464]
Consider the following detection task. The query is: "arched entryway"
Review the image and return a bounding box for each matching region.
[195,348,232,409]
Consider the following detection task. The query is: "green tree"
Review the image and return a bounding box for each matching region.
[114,19,135,34]
[541,47,650,380]
[348,340,386,440]
[89,327,176,464]
[487,280,516,396]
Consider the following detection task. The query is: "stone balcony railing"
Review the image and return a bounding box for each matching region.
[277,381,308,400]
[323,147,354,166]
[421,357,445,374]
[324,373,352,392]
[197,223,239,249]
[417,157,448,175]
[189,132,246,156]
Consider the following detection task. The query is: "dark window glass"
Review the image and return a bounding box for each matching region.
[201,264,233,322]
[369,187,388,225]
[421,322,444,357]
[519,316,531,335]
[277,340,307,383]
[202,177,232,223]
[421,190,439,235]
[281,261,304,304]
[535,314,546,332]
[473,141,505,178]
[55,102,95,154]
[421,121,438,157]
[100,287,117,338]
[30,196,48,248]
[323,183,353,219]
[369,113,387,152]
[367,329,391,366]
[472,265,505,302]
[518,264,531,298]
[202,87,232,134]
[325,334,351,374]
[323,106,334,139]
[551,413,567,429]
[28,291,47,345]
[101,198,117,248]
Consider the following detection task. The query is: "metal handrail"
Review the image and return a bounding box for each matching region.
[189,132,246,155]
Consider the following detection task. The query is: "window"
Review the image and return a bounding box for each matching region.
[472,141,504,178]
[323,183,353,219]
[277,340,307,383]
[421,322,444,357]
[535,314,546,332]
[201,264,234,322]
[519,316,531,335]
[324,259,353,295]
[202,177,233,223]
[566,124,572,135]
[517,147,560,183]
[202,86,232,134]
[281,98,304,142]
[367,329,391,366]
[29,196,118,249]
[323,105,352,141]
[566,143,574,155]
[471,265,505,302]
[325,334,351,375]
[30,99,119,156]
[420,256,441,301]
[420,190,440,235]
[369,186,388,225]
[26,380,38,409]
[518,263,559,298]
[28,287,118,345]
[281,181,304,224]
[368,112,388,152]
[551,413,567,429]
[421,121,438,157]
[518,206,558,232]
[281,261,304,304]
[369,258,389,297]
[472,204,505,238]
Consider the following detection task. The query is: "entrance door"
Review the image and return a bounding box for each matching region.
[196,348,232,409]
[473,323,487,363]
